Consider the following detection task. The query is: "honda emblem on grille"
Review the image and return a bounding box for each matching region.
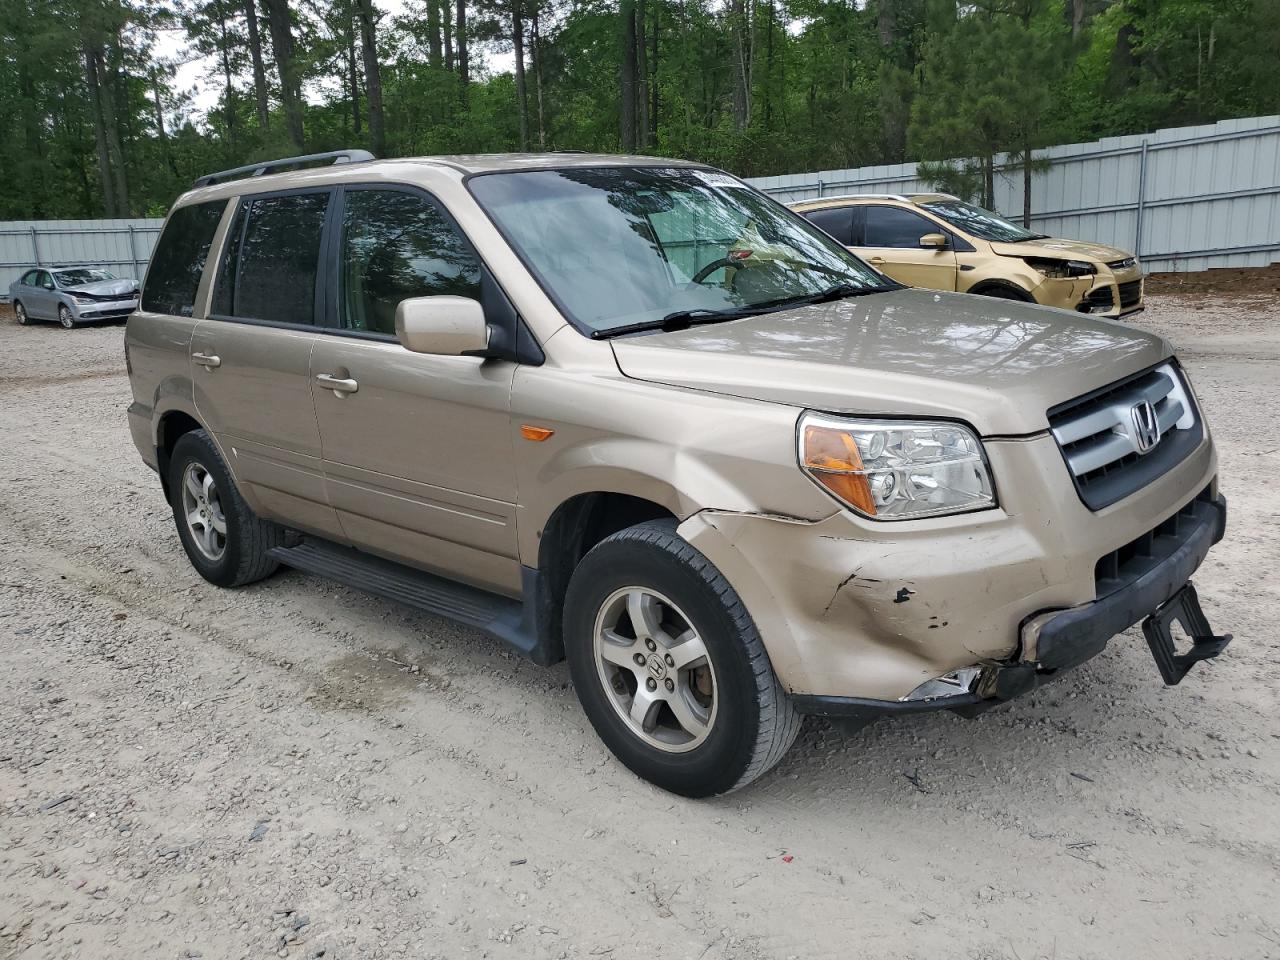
[1130,400,1161,453]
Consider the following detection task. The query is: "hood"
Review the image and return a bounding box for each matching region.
[609,288,1170,436]
[990,236,1133,264]
[65,278,138,298]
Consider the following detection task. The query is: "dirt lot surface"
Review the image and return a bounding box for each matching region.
[2,292,1278,960]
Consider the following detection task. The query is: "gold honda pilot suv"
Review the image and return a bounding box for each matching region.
[791,193,1145,317]
[126,151,1230,797]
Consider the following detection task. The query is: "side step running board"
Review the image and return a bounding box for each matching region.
[268,539,554,664]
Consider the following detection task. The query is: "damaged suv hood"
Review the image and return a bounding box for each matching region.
[64,278,139,298]
[610,287,1170,436]
[990,236,1132,263]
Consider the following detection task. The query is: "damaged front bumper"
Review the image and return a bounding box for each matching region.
[793,492,1229,720]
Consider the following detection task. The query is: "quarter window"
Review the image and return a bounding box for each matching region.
[142,200,226,316]
[863,206,938,249]
[802,207,855,246]
[338,189,481,336]
[213,192,329,326]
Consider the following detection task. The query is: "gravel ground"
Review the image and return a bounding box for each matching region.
[1,294,1278,960]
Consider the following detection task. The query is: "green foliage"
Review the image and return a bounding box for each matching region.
[0,0,1276,218]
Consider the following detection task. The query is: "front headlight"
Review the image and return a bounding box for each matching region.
[799,413,996,520]
[1024,257,1095,279]
[72,295,95,304]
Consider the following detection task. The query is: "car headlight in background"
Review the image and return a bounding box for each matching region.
[1024,257,1095,278]
[799,414,995,520]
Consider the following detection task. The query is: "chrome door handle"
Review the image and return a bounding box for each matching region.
[868,256,886,264]
[315,373,359,394]
[192,352,221,368]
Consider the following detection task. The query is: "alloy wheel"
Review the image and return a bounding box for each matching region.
[593,586,718,753]
[181,461,227,561]
[58,305,73,329]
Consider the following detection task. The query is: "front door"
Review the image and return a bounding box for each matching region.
[191,189,345,541]
[857,205,958,290]
[310,186,520,595]
[29,270,56,318]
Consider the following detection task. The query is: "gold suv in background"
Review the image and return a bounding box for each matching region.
[791,193,1145,317]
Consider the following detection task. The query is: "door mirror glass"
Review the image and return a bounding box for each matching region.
[919,232,948,249]
[396,296,489,356]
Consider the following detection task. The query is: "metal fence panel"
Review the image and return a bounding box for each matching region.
[0,218,163,297]
[749,115,1280,273]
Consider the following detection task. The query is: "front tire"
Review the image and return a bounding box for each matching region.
[58,304,74,329]
[14,301,31,325]
[168,429,283,587]
[564,520,800,797]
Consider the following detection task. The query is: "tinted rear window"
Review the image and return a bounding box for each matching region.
[142,201,226,316]
[802,207,855,246]
[212,192,329,326]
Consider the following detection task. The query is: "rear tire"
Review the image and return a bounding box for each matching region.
[14,301,30,325]
[168,429,284,588]
[564,519,800,797]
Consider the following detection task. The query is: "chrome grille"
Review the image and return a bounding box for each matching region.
[1048,362,1203,510]
[1107,257,1137,270]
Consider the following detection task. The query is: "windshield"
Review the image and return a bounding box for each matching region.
[916,199,1047,243]
[55,268,118,286]
[468,167,889,335]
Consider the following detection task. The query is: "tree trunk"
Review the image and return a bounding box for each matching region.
[243,0,271,129]
[443,0,454,71]
[512,0,529,149]
[346,0,362,134]
[636,0,649,148]
[730,0,751,131]
[877,0,894,47]
[427,0,442,67]
[983,153,995,209]
[1070,0,1085,39]
[150,70,180,178]
[102,39,131,215]
[456,0,470,101]
[356,0,385,156]
[619,0,637,150]
[216,7,238,147]
[531,3,546,149]
[264,0,305,148]
[84,47,119,217]
[649,0,658,144]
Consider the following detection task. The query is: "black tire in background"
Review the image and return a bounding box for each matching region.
[167,429,284,588]
[564,519,801,797]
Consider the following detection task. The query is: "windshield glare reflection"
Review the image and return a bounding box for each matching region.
[468,167,888,334]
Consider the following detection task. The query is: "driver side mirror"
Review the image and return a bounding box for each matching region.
[395,296,489,357]
[919,233,948,250]
[43,280,55,290]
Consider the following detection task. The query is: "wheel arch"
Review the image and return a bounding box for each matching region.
[155,408,206,500]
[532,491,678,665]
[966,277,1037,301]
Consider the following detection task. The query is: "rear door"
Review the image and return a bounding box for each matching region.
[190,189,346,541]
[857,204,958,290]
[309,185,521,595]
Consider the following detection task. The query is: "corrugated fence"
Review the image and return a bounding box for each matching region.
[2,115,1277,295]
[748,115,1280,273]
[1,218,162,298]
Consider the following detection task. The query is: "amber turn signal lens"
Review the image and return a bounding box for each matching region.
[801,425,877,516]
[520,424,555,442]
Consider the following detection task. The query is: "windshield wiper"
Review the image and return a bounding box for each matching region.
[591,307,753,340]
[591,282,898,340]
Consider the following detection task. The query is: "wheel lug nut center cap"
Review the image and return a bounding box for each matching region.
[647,654,667,680]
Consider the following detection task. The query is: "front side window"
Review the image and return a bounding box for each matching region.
[213,191,329,326]
[863,206,941,249]
[37,271,53,288]
[339,189,480,336]
[142,200,226,316]
[54,268,118,286]
[916,199,1046,242]
[469,167,887,336]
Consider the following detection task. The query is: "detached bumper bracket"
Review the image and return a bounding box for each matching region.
[1142,582,1232,685]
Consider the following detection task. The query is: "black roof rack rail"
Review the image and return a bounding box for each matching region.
[193,149,376,188]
